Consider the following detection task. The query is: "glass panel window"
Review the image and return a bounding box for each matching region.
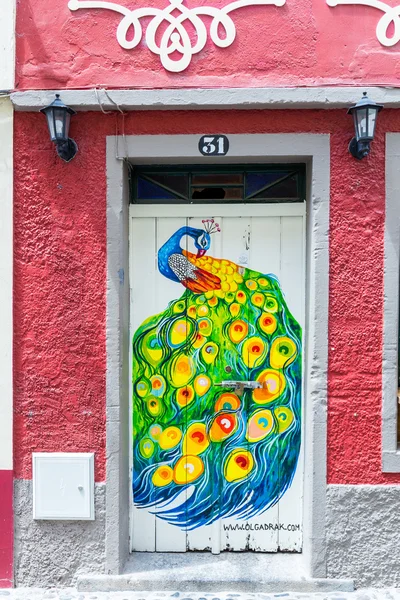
[192,173,243,186]
[245,171,292,197]
[131,165,305,204]
[191,186,243,201]
[137,177,183,202]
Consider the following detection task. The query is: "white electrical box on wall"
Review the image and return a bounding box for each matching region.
[32,452,95,520]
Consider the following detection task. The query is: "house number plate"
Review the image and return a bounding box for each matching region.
[199,135,230,156]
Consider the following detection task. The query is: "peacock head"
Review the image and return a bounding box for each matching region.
[195,231,211,258]
[195,219,221,258]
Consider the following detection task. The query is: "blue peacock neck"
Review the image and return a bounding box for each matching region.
[158,226,203,282]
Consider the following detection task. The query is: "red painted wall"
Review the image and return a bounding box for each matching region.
[13,109,400,485]
[15,0,400,90]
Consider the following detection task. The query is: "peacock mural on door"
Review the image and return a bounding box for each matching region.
[132,220,301,529]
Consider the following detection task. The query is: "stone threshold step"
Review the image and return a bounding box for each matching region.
[76,553,354,593]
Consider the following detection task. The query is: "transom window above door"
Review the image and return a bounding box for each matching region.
[130,165,306,204]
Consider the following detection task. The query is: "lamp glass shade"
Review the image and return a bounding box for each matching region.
[367,108,378,139]
[54,108,67,141]
[349,93,383,143]
[355,107,367,140]
[41,95,76,143]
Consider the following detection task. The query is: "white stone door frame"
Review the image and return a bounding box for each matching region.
[105,133,330,578]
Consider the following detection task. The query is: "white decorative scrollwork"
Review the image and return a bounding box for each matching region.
[327,0,400,47]
[68,0,285,72]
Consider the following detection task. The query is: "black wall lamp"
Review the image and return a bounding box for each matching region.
[40,94,78,162]
[348,92,383,160]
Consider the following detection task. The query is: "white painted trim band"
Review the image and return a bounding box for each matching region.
[0,98,13,471]
[382,133,400,472]
[11,86,400,111]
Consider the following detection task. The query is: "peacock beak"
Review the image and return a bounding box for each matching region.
[197,249,206,258]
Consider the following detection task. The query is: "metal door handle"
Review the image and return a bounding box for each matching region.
[215,380,262,390]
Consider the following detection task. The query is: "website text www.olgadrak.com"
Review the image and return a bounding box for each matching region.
[223,523,301,532]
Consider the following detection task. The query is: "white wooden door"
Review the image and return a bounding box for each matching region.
[129,204,304,553]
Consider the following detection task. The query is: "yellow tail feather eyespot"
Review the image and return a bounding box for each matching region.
[252,369,286,404]
[208,296,219,307]
[173,301,186,314]
[194,374,211,396]
[152,465,173,487]
[176,385,195,408]
[236,290,246,304]
[197,317,212,337]
[270,336,297,369]
[264,295,279,313]
[174,455,205,484]
[149,424,163,441]
[258,312,277,335]
[245,279,258,290]
[224,449,254,482]
[136,378,150,398]
[150,374,166,397]
[251,292,265,307]
[146,396,164,417]
[139,438,155,459]
[201,341,219,364]
[170,354,196,387]
[214,392,241,412]
[183,423,209,455]
[159,426,183,450]
[258,277,270,288]
[228,319,249,344]
[187,305,197,318]
[274,406,294,433]
[242,336,267,368]
[229,302,241,317]
[169,318,192,347]
[246,409,274,442]
[210,413,238,442]
[142,331,163,365]
[224,291,235,304]
[197,305,209,317]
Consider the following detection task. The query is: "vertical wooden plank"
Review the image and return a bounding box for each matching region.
[154,217,188,553]
[249,217,281,282]
[130,217,157,551]
[278,215,304,552]
[245,216,280,552]
[218,217,254,552]
[186,215,222,552]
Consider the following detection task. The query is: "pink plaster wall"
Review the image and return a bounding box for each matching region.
[13,109,400,485]
[15,0,400,90]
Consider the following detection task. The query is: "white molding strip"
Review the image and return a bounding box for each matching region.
[11,86,400,112]
[68,0,285,73]
[0,98,13,471]
[0,0,15,90]
[105,133,330,578]
[327,0,400,48]
[382,133,400,473]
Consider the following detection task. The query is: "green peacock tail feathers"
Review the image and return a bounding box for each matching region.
[132,264,301,529]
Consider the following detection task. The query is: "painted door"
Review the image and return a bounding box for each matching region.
[130,203,304,553]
